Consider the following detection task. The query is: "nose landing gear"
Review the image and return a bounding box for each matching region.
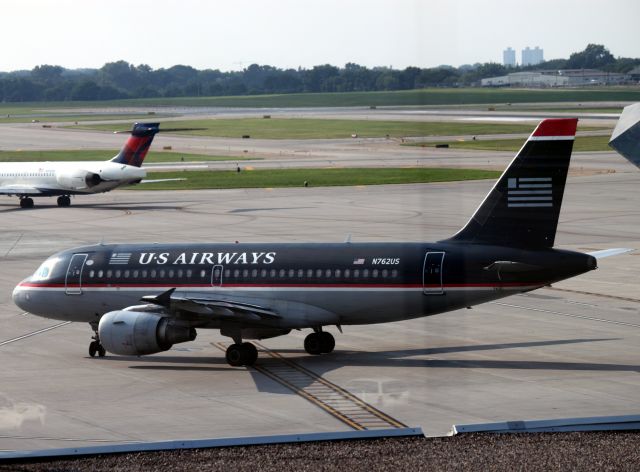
[88,324,106,358]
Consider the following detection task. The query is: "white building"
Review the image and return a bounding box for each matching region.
[503,47,516,67]
[522,47,544,66]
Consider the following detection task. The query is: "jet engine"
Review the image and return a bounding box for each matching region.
[98,311,196,356]
[56,169,103,190]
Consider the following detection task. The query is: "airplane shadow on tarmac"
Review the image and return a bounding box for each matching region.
[0,200,190,213]
[95,337,636,394]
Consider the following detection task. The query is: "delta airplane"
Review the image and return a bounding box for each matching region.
[0,122,171,208]
[12,118,629,367]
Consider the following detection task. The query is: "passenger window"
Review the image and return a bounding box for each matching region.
[200,269,206,278]
[288,269,295,278]
[325,269,332,278]
[234,269,240,278]
[168,269,174,278]
[335,269,341,278]
[307,269,313,278]
[225,269,231,278]
[107,270,113,278]
[270,269,276,278]
[316,269,322,278]
[372,269,378,278]
[345,269,351,278]
[261,269,267,277]
[251,269,258,277]
[177,269,183,278]
[124,270,130,278]
[142,270,148,278]
[243,269,249,278]
[298,269,304,278]
[363,269,369,278]
[382,269,389,278]
[133,270,139,278]
[279,269,285,278]
[150,270,156,278]
[89,270,95,278]
[186,269,192,278]
[115,270,121,278]
[354,269,360,277]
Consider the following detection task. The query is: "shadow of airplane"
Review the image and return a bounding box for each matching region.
[91,337,633,394]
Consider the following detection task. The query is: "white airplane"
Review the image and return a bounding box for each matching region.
[0,122,167,208]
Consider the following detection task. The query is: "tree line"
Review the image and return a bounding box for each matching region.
[0,44,637,103]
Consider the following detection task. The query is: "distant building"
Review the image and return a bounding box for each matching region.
[481,69,630,87]
[522,46,544,66]
[503,47,516,67]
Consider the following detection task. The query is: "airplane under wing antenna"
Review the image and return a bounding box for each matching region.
[344,233,352,243]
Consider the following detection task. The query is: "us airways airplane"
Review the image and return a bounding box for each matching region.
[12,118,628,367]
[0,122,170,208]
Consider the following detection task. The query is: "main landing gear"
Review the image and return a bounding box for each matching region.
[225,342,258,367]
[304,330,335,355]
[88,324,106,358]
[57,195,71,207]
[19,197,34,209]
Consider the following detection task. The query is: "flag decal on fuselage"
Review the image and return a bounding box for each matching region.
[507,177,552,208]
[109,253,132,265]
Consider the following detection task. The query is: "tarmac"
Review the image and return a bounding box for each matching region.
[0,107,639,453]
[0,170,639,451]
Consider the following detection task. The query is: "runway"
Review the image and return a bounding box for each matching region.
[1,171,639,450]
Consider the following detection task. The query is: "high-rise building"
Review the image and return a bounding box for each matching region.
[503,47,516,67]
[522,46,544,66]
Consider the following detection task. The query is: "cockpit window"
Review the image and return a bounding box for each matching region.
[31,257,60,281]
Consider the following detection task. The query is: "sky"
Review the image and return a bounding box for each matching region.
[2,0,639,72]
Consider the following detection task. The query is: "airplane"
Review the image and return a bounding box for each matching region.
[12,118,630,367]
[0,122,176,208]
[609,102,640,167]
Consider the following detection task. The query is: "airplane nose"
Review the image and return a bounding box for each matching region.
[12,281,30,311]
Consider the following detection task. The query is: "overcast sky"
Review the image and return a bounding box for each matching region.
[2,0,639,72]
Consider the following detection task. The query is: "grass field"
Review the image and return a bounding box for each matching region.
[0,113,172,124]
[0,150,249,163]
[411,135,611,152]
[2,87,640,110]
[128,168,501,190]
[75,118,555,139]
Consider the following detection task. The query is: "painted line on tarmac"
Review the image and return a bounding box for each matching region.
[491,302,640,329]
[0,321,71,347]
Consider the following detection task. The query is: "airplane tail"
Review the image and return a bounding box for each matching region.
[110,122,160,167]
[445,118,578,248]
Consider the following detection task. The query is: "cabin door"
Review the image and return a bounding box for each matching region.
[422,252,445,295]
[65,253,88,295]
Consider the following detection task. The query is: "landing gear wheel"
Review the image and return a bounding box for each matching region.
[20,198,34,209]
[98,345,106,357]
[241,342,258,366]
[226,342,258,366]
[226,344,244,367]
[304,332,323,355]
[319,332,335,354]
[57,196,71,207]
[89,341,98,357]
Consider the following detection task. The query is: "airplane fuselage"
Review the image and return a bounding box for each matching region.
[0,161,146,196]
[13,242,596,329]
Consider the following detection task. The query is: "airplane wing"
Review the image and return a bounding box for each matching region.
[140,288,281,322]
[587,248,634,259]
[139,178,187,184]
[0,186,43,195]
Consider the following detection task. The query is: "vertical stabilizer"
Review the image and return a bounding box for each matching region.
[445,118,578,248]
[111,123,160,167]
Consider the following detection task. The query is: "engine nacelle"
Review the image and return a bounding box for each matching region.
[98,311,197,356]
[56,169,103,190]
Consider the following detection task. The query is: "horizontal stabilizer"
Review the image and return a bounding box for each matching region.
[587,248,633,259]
